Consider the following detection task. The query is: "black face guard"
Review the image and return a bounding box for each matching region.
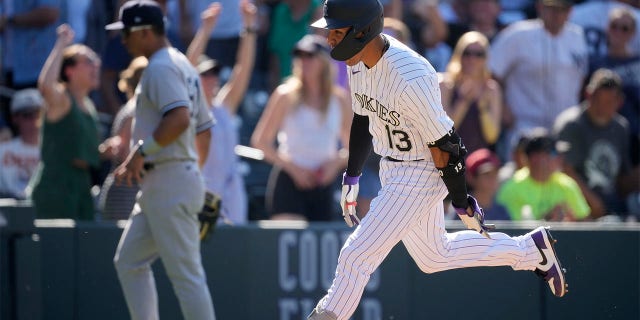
[329,16,383,61]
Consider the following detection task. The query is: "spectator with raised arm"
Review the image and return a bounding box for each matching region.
[186,0,257,225]
[30,24,109,220]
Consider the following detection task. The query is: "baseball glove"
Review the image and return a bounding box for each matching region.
[199,191,221,241]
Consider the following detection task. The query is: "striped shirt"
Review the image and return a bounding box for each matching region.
[348,36,454,161]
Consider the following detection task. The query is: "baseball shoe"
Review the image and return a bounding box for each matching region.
[531,226,568,297]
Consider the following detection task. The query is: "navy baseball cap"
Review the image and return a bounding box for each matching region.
[105,0,165,31]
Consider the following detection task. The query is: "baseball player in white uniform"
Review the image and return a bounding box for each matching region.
[308,1,569,319]
[108,1,216,319]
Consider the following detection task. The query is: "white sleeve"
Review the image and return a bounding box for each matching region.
[488,27,518,80]
[400,76,453,143]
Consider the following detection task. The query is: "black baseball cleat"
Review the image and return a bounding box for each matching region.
[531,226,569,297]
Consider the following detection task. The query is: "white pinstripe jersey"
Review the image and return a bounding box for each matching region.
[348,35,454,161]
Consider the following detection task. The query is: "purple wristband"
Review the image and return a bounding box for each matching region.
[342,172,360,185]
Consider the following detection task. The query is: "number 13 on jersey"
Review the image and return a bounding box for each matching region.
[385,124,412,151]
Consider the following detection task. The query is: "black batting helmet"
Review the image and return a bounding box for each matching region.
[310,0,384,61]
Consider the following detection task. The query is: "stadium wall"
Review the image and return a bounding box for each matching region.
[0,204,638,320]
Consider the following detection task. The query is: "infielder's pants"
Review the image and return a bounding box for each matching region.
[114,162,215,320]
[316,159,543,320]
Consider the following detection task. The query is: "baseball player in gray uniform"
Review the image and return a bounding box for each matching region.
[108,1,216,319]
[308,1,569,319]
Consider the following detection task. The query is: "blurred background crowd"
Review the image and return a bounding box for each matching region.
[0,0,638,225]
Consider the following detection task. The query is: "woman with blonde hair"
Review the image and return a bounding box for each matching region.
[30,24,109,220]
[440,31,502,153]
[98,56,148,220]
[252,34,352,221]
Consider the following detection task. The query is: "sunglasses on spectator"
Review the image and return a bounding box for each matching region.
[462,49,486,58]
[609,23,633,33]
[122,25,154,38]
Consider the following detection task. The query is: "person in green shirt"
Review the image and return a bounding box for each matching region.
[497,128,590,221]
[29,24,111,220]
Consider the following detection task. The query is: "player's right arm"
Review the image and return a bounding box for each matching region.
[345,113,373,178]
[339,113,373,227]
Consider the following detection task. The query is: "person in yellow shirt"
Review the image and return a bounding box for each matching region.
[497,128,591,221]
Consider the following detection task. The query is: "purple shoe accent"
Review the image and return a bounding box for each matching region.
[531,227,568,298]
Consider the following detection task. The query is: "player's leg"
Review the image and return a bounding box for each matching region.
[113,205,160,320]
[312,183,433,319]
[311,197,398,319]
[403,203,542,272]
[143,162,215,319]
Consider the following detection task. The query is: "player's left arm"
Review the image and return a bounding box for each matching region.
[404,76,494,237]
[427,129,468,209]
[428,130,495,238]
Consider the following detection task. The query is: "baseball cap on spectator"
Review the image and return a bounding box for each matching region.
[293,34,330,57]
[195,54,221,76]
[524,128,569,156]
[514,134,531,154]
[105,0,165,31]
[541,0,574,8]
[466,148,501,177]
[11,89,44,114]
[586,68,623,95]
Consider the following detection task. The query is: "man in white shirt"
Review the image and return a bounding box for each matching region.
[0,89,43,199]
[489,0,589,160]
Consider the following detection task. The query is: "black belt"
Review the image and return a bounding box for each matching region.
[384,156,424,162]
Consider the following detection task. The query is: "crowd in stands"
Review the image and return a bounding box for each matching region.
[0,0,638,223]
